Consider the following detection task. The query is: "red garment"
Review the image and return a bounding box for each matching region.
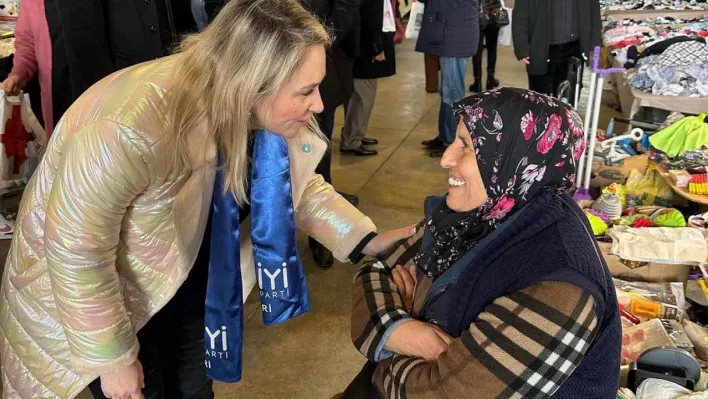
[10,0,54,135]
[2,105,31,173]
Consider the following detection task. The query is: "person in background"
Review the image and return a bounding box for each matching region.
[340,0,399,156]
[0,1,415,398]
[54,0,225,108]
[343,88,620,398]
[424,54,439,93]
[417,0,479,157]
[2,0,66,135]
[469,0,502,93]
[512,0,601,96]
[300,0,364,268]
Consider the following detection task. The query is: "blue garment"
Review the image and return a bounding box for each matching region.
[415,0,479,57]
[205,130,310,383]
[438,57,468,144]
[420,191,621,398]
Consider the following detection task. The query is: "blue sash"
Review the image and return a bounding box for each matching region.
[204,130,310,382]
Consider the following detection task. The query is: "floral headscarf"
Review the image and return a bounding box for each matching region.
[415,88,586,279]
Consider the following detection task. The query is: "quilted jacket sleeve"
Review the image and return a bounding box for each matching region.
[295,173,376,262]
[44,120,151,375]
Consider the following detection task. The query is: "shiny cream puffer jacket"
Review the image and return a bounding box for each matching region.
[0,57,376,399]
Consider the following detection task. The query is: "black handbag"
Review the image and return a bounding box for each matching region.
[490,7,510,27]
[479,8,489,30]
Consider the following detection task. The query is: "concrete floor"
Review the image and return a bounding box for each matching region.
[1,38,621,398]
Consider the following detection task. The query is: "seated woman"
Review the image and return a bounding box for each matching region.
[345,87,621,398]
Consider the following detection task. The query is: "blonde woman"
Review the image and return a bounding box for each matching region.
[0,1,415,398]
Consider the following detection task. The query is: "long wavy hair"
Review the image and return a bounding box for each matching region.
[162,0,330,205]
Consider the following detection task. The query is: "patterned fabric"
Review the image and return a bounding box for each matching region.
[657,41,708,67]
[350,262,599,398]
[415,88,585,279]
[351,261,413,361]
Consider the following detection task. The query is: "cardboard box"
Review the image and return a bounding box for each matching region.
[590,154,650,189]
[599,241,691,284]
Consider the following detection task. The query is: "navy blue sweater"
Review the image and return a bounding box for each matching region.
[422,190,621,398]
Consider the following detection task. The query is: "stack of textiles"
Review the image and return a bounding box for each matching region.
[626,39,708,96]
[604,19,708,63]
[601,0,708,11]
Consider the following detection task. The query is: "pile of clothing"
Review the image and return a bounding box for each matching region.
[626,38,708,96]
[604,19,708,64]
[601,0,708,11]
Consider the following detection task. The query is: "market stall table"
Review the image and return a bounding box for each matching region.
[608,54,708,119]
[604,9,708,20]
[655,163,708,206]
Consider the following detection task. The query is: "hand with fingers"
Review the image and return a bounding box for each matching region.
[99,360,145,399]
[392,264,416,310]
[362,225,417,256]
[388,264,452,360]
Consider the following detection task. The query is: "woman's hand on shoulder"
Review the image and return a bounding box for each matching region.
[384,320,452,361]
[361,225,418,256]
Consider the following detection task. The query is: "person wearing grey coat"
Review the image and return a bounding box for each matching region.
[416,0,479,157]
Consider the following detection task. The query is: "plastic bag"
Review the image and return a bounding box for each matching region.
[683,320,708,362]
[621,319,675,365]
[625,167,685,207]
[383,0,396,32]
[662,319,694,353]
[614,278,685,321]
[0,90,46,190]
[404,2,424,39]
[636,379,691,399]
[497,0,512,46]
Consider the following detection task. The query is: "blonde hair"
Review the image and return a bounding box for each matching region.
[163,0,330,205]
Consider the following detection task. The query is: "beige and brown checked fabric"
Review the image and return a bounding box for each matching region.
[351,268,598,398]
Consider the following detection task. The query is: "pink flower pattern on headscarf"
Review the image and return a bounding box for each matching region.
[520,111,539,141]
[483,195,516,221]
[537,114,564,154]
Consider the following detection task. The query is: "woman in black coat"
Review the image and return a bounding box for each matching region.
[340,0,398,156]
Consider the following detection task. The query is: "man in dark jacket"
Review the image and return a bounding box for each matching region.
[512,0,601,96]
[416,0,479,157]
[340,0,399,156]
[55,0,224,104]
[300,0,364,268]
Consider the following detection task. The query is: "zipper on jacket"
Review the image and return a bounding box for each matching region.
[419,285,449,321]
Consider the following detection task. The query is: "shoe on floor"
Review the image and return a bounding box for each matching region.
[310,241,334,268]
[361,137,378,145]
[487,77,500,91]
[421,137,446,149]
[429,147,447,157]
[469,80,482,93]
[340,146,378,156]
[337,191,360,207]
[0,214,13,240]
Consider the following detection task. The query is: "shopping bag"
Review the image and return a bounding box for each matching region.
[497,0,513,46]
[383,0,396,32]
[404,1,424,39]
[0,90,46,189]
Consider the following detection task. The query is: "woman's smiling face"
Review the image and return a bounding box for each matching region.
[440,121,488,212]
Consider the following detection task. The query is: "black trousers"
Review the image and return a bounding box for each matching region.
[528,41,582,96]
[45,0,73,129]
[315,111,335,185]
[89,258,213,398]
[472,25,500,79]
